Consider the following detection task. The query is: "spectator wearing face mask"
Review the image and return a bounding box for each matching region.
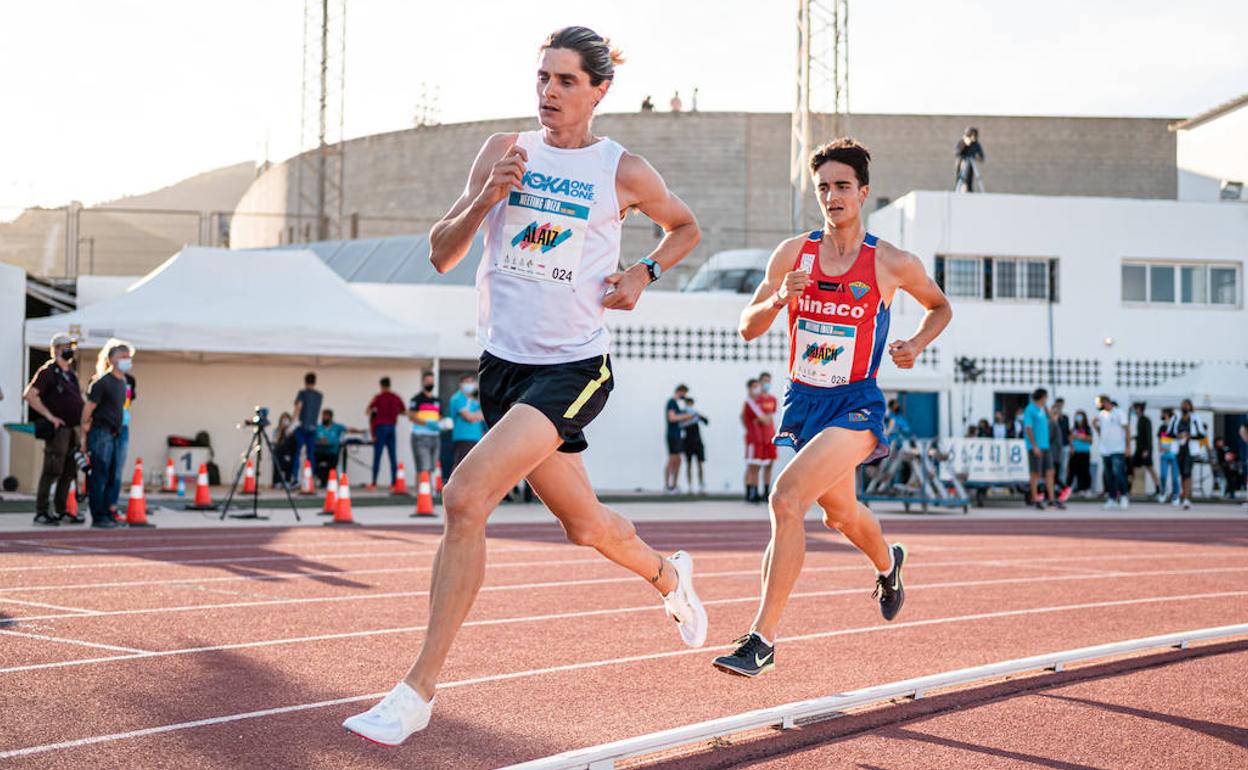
[95,340,137,521]
[23,333,85,526]
[80,342,134,528]
[408,372,441,484]
[447,374,486,475]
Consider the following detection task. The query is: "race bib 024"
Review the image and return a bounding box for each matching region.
[497,190,589,286]
[792,317,856,387]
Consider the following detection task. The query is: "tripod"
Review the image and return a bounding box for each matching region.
[220,416,301,522]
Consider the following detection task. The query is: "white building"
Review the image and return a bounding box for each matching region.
[870,190,1248,447]
[1174,92,1248,202]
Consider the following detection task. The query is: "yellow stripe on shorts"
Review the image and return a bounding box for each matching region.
[563,356,611,419]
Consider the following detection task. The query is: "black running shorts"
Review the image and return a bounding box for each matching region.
[478,351,614,453]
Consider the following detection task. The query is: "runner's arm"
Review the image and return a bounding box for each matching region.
[429,133,522,274]
[881,244,952,368]
[739,236,806,341]
[603,153,700,310]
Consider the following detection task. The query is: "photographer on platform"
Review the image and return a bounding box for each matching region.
[79,342,133,529]
[23,333,85,526]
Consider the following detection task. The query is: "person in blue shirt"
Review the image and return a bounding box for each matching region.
[314,409,364,484]
[1023,388,1061,510]
[448,375,486,475]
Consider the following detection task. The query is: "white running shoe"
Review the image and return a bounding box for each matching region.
[1182,499,1191,510]
[1172,496,1182,508]
[343,682,434,746]
[1103,499,1117,510]
[1119,496,1130,510]
[662,550,708,648]
[1154,493,1167,504]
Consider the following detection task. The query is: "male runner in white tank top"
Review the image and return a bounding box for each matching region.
[343,27,707,745]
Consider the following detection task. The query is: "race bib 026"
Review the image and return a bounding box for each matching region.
[497,190,589,286]
[792,317,856,387]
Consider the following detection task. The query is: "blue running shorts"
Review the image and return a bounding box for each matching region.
[773,378,889,463]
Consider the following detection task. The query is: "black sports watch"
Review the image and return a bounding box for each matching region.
[638,257,661,283]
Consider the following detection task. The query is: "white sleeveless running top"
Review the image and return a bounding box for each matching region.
[476,130,626,364]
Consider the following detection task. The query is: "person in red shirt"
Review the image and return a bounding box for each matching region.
[756,371,779,498]
[741,378,774,503]
[366,377,406,489]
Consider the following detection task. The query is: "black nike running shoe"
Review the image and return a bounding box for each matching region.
[711,633,775,678]
[874,543,907,621]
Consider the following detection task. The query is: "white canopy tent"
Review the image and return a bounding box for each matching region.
[25,246,436,359]
[1130,363,1248,413]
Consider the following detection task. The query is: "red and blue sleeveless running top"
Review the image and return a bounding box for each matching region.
[786,230,890,389]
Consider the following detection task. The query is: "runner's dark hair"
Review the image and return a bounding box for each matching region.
[541,26,624,86]
[810,137,871,187]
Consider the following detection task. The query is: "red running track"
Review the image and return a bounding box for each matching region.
[0,518,1245,769]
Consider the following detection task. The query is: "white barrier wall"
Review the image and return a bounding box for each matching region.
[119,360,426,491]
[0,262,26,480]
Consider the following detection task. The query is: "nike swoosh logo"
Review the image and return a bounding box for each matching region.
[755,652,773,667]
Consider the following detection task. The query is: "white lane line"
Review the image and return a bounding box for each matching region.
[0,629,148,654]
[0,598,99,614]
[2,588,1244,760]
[0,537,771,574]
[3,549,1240,624]
[0,530,763,560]
[3,565,1246,675]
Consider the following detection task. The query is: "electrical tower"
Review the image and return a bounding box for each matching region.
[295,0,347,243]
[790,0,850,232]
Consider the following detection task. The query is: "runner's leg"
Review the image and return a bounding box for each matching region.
[751,427,876,640]
[528,450,676,595]
[816,472,891,571]
[403,405,561,699]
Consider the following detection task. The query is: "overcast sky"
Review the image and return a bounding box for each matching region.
[3,0,1244,212]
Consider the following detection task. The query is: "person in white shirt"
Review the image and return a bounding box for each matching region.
[1166,399,1208,510]
[341,26,706,746]
[1093,394,1131,509]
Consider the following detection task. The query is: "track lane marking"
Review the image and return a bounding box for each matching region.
[2,550,1241,623]
[2,565,1246,674]
[0,597,99,613]
[1,589,1244,759]
[0,629,147,654]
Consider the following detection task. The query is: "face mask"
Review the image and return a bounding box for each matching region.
[60,348,75,361]
[322,419,332,426]
[423,383,434,392]
[761,382,771,393]
[116,358,133,373]
[462,383,477,395]
[749,387,761,397]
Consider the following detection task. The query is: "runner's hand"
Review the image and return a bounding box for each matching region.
[774,270,811,305]
[888,339,922,369]
[476,145,528,208]
[602,264,649,310]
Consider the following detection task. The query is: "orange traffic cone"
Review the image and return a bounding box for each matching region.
[299,459,315,495]
[65,479,80,518]
[412,471,435,517]
[325,473,356,525]
[125,465,154,527]
[434,461,443,495]
[161,458,176,492]
[320,469,339,516]
[242,459,257,494]
[185,463,216,510]
[392,463,409,495]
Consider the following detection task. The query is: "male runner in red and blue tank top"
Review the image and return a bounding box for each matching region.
[713,138,952,677]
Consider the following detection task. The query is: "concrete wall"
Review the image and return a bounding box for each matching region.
[0,262,25,480]
[1177,104,1248,201]
[232,112,1178,286]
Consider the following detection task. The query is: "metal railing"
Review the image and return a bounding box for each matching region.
[499,623,1248,770]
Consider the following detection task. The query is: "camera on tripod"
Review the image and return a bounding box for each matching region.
[242,406,270,429]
